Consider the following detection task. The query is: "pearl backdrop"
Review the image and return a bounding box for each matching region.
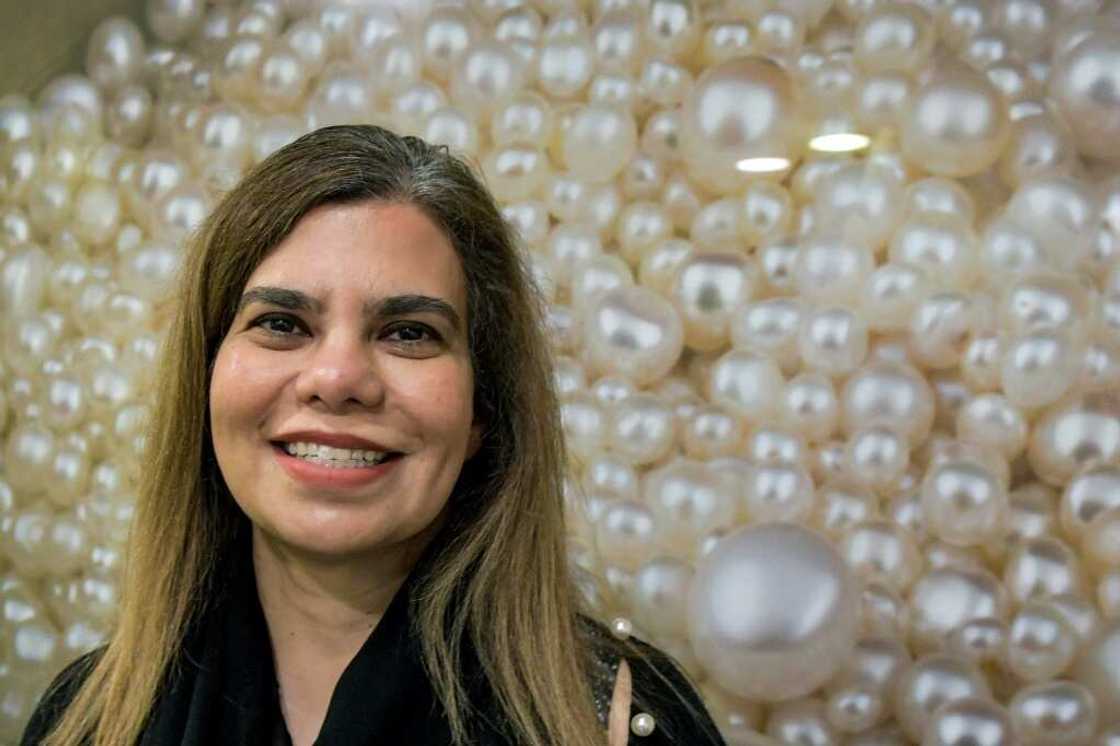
[2,0,1120,742]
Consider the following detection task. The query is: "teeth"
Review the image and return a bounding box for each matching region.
[282,441,392,466]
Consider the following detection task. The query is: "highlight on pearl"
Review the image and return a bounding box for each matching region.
[2,0,1120,741]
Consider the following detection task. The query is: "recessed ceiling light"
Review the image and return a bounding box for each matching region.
[808,132,871,153]
[735,156,792,173]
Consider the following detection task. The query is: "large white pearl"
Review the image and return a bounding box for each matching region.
[688,523,859,702]
[582,286,683,385]
[900,69,1010,178]
[1048,30,1120,160]
[682,56,802,191]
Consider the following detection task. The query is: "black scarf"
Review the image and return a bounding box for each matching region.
[138,535,515,746]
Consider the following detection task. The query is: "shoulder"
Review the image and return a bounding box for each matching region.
[20,648,104,746]
[578,616,726,745]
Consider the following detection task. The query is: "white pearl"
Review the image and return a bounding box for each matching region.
[146,0,204,44]
[610,616,633,640]
[85,17,146,92]
[630,712,656,737]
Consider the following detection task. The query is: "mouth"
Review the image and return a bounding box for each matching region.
[270,441,404,468]
[270,441,404,489]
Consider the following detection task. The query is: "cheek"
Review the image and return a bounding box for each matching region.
[210,344,287,438]
[390,360,476,441]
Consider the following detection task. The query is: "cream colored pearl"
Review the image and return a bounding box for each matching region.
[630,712,656,737]
[946,617,1007,667]
[643,0,700,59]
[731,298,802,374]
[1005,536,1085,603]
[583,286,683,385]
[609,615,633,640]
[860,579,911,640]
[842,361,935,442]
[922,697,1016,746]
[1007,599,1079,681]
[841,519,922,592]
[681,405,743,460]
[1009,680,1097,746]
[418,7,476,83]
[891,654,991,740]
[596,499,659,571]
[671,251,757,352]
[146,0,204,44]
[691,523,859,702]
[766,699,838,744]
[481,144,549,202]
[800,305,869,376]
[744,427,807,468]
[956,394,1028,460]
[450,39,524,118]
[561,104,637,184]
[909,566,1009,651]
[845,427,910,494]
[1030,395,1120,488]
[689,198,741,252]
[815,481,879,539]
[682,56,801,191]
[1048,30,1120,160]
[796,235,874,307]
[632,235,687,293]
[637,56,692,107]
[743,462,815,524]
[901,69,1009,178]
[630,556,693,639]
[1084,507,1120,571]
[537,34,593,100]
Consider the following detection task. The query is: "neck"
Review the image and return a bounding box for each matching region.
[251,526,434,746]
[253,530,415,645]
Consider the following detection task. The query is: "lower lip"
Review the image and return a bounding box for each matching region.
[272,444,401,490]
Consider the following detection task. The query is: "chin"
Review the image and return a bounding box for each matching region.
[255,510,437,562]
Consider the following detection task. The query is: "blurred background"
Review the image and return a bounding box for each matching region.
[0,1,146,97]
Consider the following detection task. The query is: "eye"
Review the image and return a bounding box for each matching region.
[383,322,441,345]
[251,313,306,337]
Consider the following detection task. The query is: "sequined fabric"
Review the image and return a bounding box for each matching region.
[590,649,623,727]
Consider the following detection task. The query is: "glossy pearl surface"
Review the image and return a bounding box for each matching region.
[688,523,859,702]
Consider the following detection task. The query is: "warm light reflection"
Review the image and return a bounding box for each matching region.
[735,156,792,173]
[809,132,871,153]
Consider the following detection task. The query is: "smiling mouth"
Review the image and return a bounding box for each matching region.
[270,441,403,468]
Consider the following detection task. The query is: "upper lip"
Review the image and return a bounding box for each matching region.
[272,430,398,452]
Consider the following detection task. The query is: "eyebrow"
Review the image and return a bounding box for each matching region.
[236,286,463,332]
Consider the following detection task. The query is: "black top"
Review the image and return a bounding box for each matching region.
[21,538,725,745]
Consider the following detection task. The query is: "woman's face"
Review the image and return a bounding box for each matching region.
[209,200,481,562]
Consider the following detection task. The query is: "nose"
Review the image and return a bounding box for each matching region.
[294,330,385,412]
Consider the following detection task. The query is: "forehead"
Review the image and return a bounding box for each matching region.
[245,201,467,312]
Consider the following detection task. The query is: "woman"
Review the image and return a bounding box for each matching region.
[21,125,724,746]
